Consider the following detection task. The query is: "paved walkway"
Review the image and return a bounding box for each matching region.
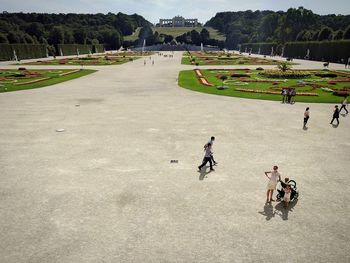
[0,53,349,262]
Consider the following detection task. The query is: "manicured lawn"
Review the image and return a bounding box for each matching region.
[182,51,287,66]
[178,69,350,103]
[0,69,96,93]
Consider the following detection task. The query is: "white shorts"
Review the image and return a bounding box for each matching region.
[267,181,277,190]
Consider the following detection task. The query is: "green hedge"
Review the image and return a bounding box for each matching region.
[240,43,278,55]
[56,44,93,56]
[0,44,47,61]
[284,41,350,63]
[93,44,105,53]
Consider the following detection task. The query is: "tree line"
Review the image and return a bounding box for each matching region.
[0,12,151,50]
[205,7,350,49]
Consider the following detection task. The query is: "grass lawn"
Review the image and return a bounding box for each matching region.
[124,27,226,42]
[178,69,350,103]
[0,69,96,93]
[182,51,284,66]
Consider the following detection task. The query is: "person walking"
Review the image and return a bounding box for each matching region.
[204,136,218,165]
[144,59,146,66]
[303,107,310,128]
[198,143,214,172]
[339,96,348,114]
[264,166,281,203]
[330,105,340,125]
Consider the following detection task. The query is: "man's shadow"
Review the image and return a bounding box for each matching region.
[332,123,339,128]
[258,202,275,221]
[198,166,212,181]
[274,199,299,221]
[303,126,308,131]
[340,113,347,117]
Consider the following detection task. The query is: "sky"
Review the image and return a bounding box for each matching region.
[0,0,349,24]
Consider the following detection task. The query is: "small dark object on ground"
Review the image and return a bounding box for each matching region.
[170,160,178,163]
[18,67,26,71]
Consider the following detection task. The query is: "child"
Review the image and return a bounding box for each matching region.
[283,180,292,209]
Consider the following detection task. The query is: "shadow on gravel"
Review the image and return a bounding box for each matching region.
[274,199,299,220]
[198,166,213,181]
[259,199,299,221]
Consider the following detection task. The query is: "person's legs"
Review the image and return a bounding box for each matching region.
[211,155,217,165]
[266,190,271,202]
[208,158,213,170]
[336,117,339,125]
[270,190,275,201]
[198,158,208,170]
[330,117,335,124]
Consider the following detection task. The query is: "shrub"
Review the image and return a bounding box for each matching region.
[260,70,311,78]
[231,73,249,78]
[314,73,338,78]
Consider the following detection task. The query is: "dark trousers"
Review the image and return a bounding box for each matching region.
[331,117,339,125]
[199,157,213,170]
[304,116,309,126]
[339,105,348,114]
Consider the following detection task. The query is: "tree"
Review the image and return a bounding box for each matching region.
[49,26,65,44]
[332,30,344,40]
[344,25,350,39]
[0,32,8,43]
[200,28,210,42]
[7,31,20,43]
[25,22,44,39]
[318,27,333,41]
[190,30,201,45]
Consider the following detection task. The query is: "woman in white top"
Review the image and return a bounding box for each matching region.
[264,166,281,203]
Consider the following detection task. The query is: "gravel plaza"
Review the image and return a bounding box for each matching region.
[0,52,349,262]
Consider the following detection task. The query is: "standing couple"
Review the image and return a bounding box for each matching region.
[198,136,218,172]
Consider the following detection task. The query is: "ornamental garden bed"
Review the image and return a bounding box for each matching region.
[0,69,96,93]
[21,51,150,66]
[182,51,291,66]
[178,69,350,103]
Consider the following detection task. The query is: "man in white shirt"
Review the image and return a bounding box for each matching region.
[204,136,218,165]
[198,143,214,171]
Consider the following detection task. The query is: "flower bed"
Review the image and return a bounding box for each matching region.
[14,77,51,86]
[59,69,80,76]
[235,88,318,96]
[260,70,311,78]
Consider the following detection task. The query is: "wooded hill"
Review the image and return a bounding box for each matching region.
[205,7,350,49]
[0,12,151,50]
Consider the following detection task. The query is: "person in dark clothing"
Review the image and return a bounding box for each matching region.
[304,107,310,128]
[330,105,340,125]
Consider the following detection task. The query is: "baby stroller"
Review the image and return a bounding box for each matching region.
[276,180,299,202]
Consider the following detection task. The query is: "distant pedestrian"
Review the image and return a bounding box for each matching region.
[204,136,218,166]
[152,60,154,66]
[339,96,348,114]
[291,88,296,104]
[144,60,146,66]
[304,107,310,128]
[198,143,214,172]
[330,105,340,125]
[287,88,292,103]
[281,88,287,103]
[264,166,281,203]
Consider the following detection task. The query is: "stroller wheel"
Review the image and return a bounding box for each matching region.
[276,193,281,201]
